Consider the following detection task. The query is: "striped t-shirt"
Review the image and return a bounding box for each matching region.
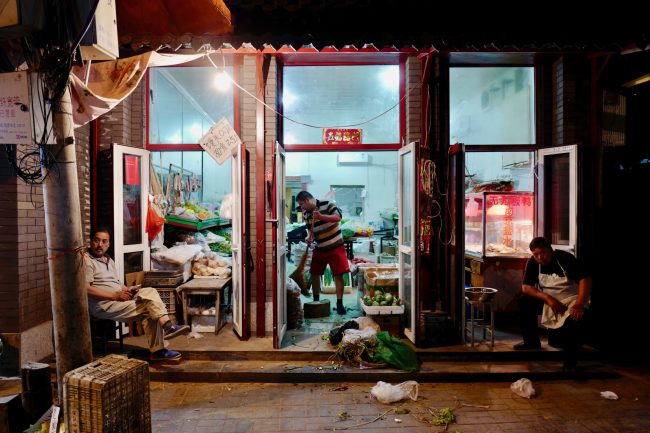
[304,200,343,251]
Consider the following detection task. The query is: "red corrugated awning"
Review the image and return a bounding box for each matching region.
[117,0,233,46]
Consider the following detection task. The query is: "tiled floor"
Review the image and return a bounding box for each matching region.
[148,367,650,432]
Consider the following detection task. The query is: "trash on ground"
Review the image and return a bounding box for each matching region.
[511,378,536,398]
[370,380,419,403]
[600,391,619,400]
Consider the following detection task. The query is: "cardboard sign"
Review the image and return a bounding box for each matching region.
[199,117,241,165]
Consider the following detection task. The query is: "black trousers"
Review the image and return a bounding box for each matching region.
[517,295,588,366]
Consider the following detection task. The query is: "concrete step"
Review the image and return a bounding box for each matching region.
[145,358,617,384]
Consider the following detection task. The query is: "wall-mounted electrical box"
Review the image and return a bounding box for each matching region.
[80,0,119,61]
[0,71,54,145]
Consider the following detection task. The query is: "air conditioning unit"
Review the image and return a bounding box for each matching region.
[337,152,369,165]
[0,71,54,145]
[79,0,119,61]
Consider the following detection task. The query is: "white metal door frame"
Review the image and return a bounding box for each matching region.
[231,143,244,336]
[398,142,417,343]
[273,142,287,348]
[112,145,150,282]
[537,144,578,255]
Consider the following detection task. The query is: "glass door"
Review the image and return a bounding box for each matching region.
[273,142,287,348]
[231,142,246,337]
[398,142,417,343]
[537,145,577,255]
[112,145,150,282]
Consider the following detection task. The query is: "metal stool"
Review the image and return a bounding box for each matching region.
[463,287,497,348]
[90,318,124,355]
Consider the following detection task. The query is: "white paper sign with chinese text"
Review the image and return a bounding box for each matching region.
[199,117,241,165]
[0,71,32,144]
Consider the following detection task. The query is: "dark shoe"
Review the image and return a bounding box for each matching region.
[150,349,181,362]
[164,324,190,340]
[513,341,542,351]
[336,305,347,315]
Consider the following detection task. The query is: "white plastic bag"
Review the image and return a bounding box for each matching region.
[600,391,619,400]
[370,380,419,404]
[510,378,536,399]
[341,328,377,346]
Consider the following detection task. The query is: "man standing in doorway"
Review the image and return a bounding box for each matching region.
[297,191,350,315]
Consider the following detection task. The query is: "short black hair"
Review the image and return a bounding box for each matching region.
[91,226,112,240]
[529,236,551,251]
[296,191,313,202]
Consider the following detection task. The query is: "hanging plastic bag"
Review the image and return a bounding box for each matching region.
[370,380,419,404]
[370,331,421,372]
[146,200,165,241]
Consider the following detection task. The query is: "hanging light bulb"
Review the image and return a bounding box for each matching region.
[213,70,231,91]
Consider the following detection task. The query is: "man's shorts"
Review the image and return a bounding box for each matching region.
[310,245,350,276]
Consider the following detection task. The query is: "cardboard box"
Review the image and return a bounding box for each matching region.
[125,271,144,287]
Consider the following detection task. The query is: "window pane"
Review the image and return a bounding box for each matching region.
[285,151,397,222]
[544,154,570,245]
[401,150,413,247]
[450,67,535,145]
[122,155,142,245]
[149,66,234,145]
[283,65,400,145]
[465,151,534,192]
[150,151,231,208]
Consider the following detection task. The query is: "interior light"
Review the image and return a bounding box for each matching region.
[213,71,231,91]
[169,133,182,144]
[379,67,399,90]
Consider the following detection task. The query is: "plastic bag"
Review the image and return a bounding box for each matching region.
[370,331,421,372]
[510,378,536,398]
[600,391,619,400]
[340,328,377,346]
[146,200,165,241]
[370,380,419,404]
[329,320,360,345]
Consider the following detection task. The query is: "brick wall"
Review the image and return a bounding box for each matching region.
[552,55,590,146]
[0,150,19,334]
[406,56,423,145]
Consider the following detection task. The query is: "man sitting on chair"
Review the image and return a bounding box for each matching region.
[84,226,189,362]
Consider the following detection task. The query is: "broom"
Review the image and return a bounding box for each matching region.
[290,220,314,296]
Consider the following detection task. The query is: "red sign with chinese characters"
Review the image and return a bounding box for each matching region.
[323,128,362,145]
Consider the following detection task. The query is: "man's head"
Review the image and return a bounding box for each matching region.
[89,226,112,258]
[296,191,316,212]
[529,236,553,266]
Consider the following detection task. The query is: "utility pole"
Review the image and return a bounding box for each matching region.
[42,83,93,405]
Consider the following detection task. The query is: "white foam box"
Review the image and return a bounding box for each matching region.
[191,315,215,333]
[360,301,404,315]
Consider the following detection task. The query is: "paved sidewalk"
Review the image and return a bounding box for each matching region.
[150,364,650,433]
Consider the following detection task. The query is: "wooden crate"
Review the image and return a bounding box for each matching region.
[63,355,151,433]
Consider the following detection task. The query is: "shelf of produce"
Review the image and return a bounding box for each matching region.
[165,215,231,231]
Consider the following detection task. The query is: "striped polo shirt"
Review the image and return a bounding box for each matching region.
[304,200,343,251]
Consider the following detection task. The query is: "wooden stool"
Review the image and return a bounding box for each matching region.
[90,318,124,355]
